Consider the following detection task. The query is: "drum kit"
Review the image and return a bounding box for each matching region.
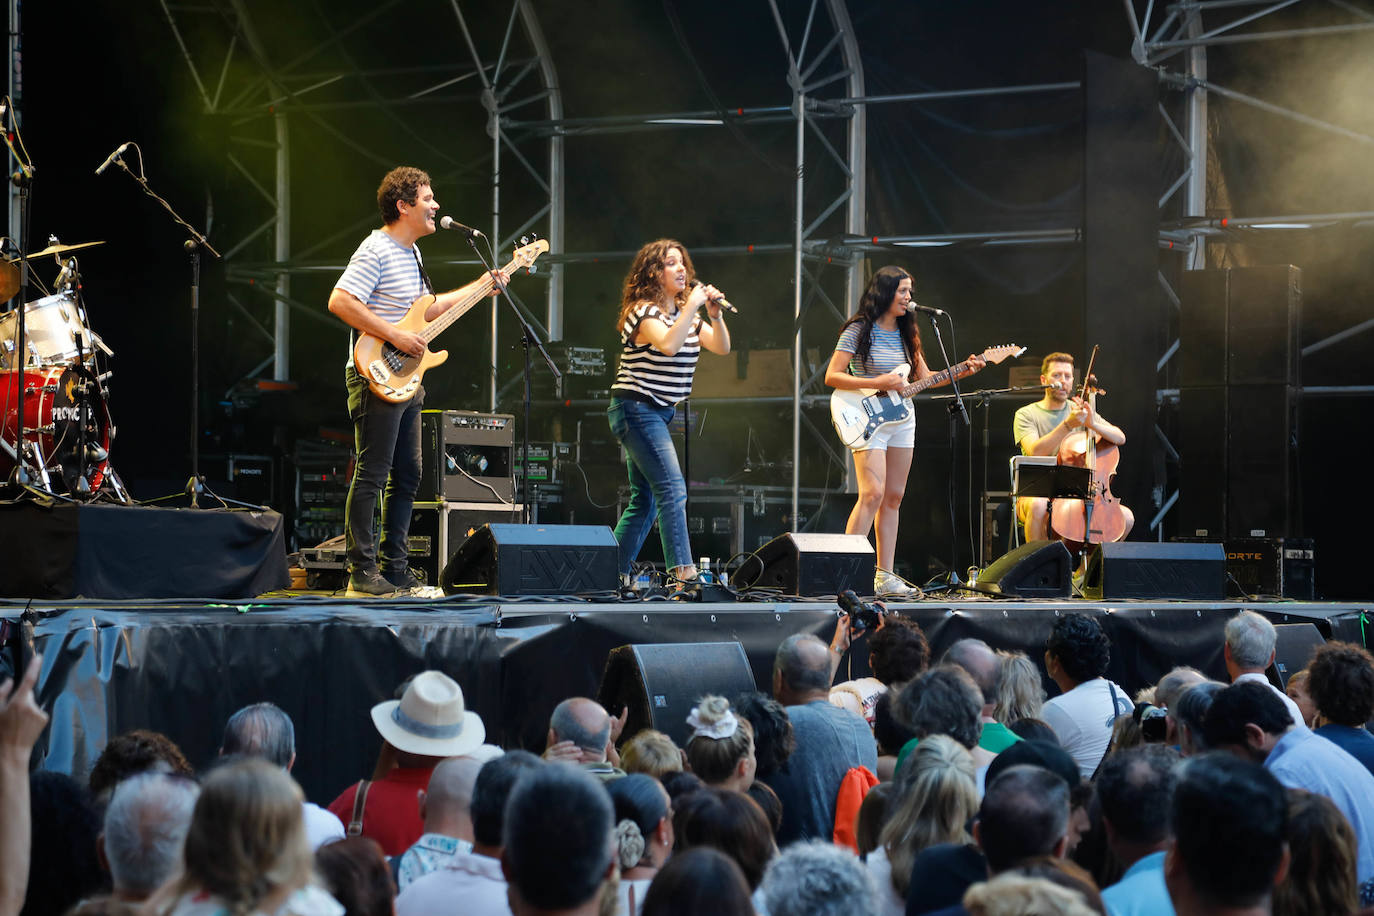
[1,238,128,501]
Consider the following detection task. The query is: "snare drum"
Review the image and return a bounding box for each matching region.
[0,365,112,492]
[0,292,93,369]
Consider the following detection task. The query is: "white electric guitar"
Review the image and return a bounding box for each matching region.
[830,344,1026,448]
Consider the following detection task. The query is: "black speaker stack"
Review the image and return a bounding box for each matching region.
[1178,266,1301,539]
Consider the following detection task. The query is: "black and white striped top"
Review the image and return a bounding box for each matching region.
[611,302,702,407]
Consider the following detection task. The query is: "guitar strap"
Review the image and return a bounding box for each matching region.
[349,248,433,355]
[412,249,434,296]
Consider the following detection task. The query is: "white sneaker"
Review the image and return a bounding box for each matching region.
[874,569,923,600]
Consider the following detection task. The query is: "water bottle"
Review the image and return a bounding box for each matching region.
[699,557,713,584]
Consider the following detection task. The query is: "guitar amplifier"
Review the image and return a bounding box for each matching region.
[419,410,515,503]
[407,500,524,586]
[1226,537,1315,599]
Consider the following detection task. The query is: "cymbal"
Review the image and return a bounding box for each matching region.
[0,258,16,301]
[18,240,105,261]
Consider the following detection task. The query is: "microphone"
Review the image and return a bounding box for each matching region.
[94,143,130,176]
[438,215,483,237]
[906,301,946,317]
[694,281,737,313]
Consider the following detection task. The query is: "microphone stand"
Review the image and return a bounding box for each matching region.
[463,232,559,525]
[108,150,256,510]
[932,383,1045,569]
[923,314,971,592]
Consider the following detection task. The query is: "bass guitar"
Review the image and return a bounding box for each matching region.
[354,239,549,403]
[829,344,1025,448]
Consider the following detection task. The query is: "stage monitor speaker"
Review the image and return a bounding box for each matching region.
[1083,541,1225,599]
[440,523,618,596]
[979,540,1073,598]
[729,532,875,597]
[1268,622,1325,690]
[597,642,756,749]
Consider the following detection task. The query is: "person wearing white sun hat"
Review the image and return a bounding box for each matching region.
[327,670,486,856]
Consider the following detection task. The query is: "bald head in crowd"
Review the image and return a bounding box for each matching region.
[547,698,613,763]
[943,638,1000,713]
[772,633,832,705]
[421,756,484,842]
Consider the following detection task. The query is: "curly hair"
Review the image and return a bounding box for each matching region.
[733,691,795,780]
[1273,789,1359,916]
[684,695,755,786]
[867,616,931,686]
[893,665,984,751]
[1045,614,1111,684]
[1307,641,1374,726]
[836,265,922,376]
[760,840,877,916]
[376,166,431,224]
[88,729,195,803]
[616,238,695,331]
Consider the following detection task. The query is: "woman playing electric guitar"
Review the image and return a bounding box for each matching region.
[824,266,986,599]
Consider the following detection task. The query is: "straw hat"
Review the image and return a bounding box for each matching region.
[370,670,486,757]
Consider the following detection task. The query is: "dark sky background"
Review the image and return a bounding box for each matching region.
[15,1,1374,594]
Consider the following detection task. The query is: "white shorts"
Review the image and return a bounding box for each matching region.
[852,408,915,452]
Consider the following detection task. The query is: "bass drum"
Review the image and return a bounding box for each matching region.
[0,365,112,493]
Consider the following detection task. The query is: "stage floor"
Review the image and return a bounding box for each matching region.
[5,593,1367,806]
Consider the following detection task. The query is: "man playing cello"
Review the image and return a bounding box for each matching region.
[1013,351,1133,542]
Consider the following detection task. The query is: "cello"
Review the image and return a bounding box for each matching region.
[1049,347,1129,560]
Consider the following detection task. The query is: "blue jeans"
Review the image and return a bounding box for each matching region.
[607,397,692,574]
[344,366,424,576]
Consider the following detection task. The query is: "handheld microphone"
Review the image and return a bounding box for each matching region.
[906,301,946,317]
[695,281,737,313]
[94,143,130,176]
[438,215,484,237]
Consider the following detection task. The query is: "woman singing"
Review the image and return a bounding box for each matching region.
[608,239,731,585]
[825,266,984,598]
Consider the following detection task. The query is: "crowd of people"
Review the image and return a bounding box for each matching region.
[5,607,1374,916]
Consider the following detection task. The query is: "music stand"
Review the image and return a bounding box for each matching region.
[1011,458,1093,501]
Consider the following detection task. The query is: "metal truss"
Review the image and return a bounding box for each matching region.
[157,0,563,393]
[1124,0,1374,535]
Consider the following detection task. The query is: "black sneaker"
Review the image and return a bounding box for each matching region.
[347,569,399,598]
[383,567,424,591]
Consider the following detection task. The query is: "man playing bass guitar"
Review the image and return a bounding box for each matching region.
[327,166,508,597]
[1013,351,1131,542]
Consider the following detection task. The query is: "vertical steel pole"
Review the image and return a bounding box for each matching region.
[488,89,500,412]
[1184,11,1207,270]
[792,91,805,525]
[274,109,290,379]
